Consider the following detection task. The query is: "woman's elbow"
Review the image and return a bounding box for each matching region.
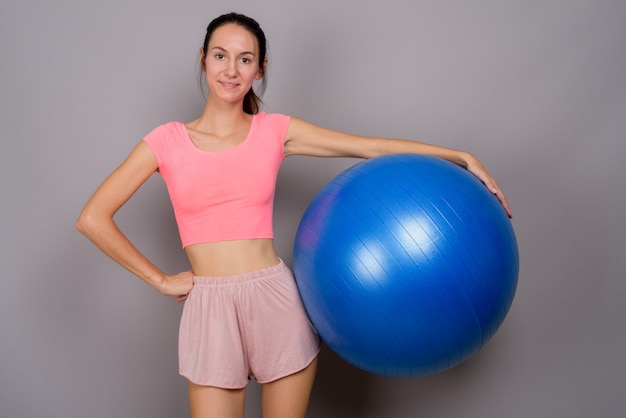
[75,208,102,237]
[75,211,91,235]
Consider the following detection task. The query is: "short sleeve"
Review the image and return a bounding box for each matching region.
[259,113,291,160]
[142,122,178,168]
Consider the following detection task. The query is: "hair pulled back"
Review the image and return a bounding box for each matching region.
[200,13,268,114]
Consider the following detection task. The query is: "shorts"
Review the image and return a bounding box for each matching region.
[178,259,321,389]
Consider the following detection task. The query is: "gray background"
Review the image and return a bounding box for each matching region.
[2,0,625,417]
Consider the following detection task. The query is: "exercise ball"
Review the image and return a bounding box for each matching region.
[293,154,518,377]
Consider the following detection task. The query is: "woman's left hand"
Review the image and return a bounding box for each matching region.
[464,154,513,218]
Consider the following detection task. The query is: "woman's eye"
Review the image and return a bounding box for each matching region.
[215,53,224,60]
[241,57,251,64]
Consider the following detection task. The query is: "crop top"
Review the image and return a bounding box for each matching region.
[142,112,290,248]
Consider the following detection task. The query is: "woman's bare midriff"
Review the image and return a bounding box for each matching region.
[184,238,280,277]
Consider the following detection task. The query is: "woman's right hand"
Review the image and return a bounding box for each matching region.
[160,271,194,302]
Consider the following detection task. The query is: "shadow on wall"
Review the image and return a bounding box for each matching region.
[312,344,376,415]
[309,330,516,417]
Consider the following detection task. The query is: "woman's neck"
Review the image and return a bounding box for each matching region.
[191,99,250,137]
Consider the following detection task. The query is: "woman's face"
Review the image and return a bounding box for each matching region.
[203,23,265,105]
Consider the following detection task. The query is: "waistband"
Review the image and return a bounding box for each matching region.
[192,258,288,286]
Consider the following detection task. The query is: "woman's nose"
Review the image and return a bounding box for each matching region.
[224,60,237,76]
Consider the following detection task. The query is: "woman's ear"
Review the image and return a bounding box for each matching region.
[199,48,206,72]
[256,57,268,80]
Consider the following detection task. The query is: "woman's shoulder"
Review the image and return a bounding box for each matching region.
[255,112,291,128]
[143,121,186,142]
[146,121,186,135]
[141,121,189,157]
[252,113,291,147]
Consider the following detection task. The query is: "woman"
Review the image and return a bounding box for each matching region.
[76,12,511,418]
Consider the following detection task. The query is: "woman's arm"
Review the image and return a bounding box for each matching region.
[75,141,193,301]
[284,116,512,217]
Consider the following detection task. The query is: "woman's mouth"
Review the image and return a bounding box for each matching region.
[219,81,240,89]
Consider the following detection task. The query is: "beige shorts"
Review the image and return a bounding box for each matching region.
[178,259,321,388]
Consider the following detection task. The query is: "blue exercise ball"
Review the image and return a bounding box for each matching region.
[293,154,518,377]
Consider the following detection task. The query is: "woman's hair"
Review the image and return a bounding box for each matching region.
[199,12,268,114]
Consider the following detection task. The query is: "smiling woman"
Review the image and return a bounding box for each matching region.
[198,13,268,115]
[75,11,511,418]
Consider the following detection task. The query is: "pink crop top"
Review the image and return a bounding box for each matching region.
[143,112,290,248]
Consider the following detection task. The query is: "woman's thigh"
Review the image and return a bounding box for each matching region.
[187,381,246,418]
[260,356,318,418]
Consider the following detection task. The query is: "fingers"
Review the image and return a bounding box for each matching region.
[485,179,513,219]
[163,270,194,302]
[466,158,513,219]
[495,190,513,219]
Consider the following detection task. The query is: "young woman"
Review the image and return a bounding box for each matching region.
[76,12,511,418]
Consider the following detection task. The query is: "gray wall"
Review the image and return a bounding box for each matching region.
[2,0,625,417]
